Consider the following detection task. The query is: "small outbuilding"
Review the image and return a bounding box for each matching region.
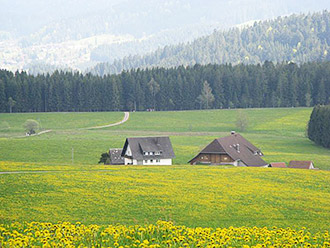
[109,148,125,165]
[269,162,287,168]
[288,160,315,169]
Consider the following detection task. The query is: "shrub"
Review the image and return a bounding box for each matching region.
[23,119,39,135]
[98,152,110,164]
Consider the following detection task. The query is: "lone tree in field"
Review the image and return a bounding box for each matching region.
[8,97,16,113]
[197,81,215,109]
[23,119,40,135]
[236,110,249,132]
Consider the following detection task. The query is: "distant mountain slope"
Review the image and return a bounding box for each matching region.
[89,11,330,76]
[1,0,330,73]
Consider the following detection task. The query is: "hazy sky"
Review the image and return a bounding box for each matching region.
[1,0,329,36]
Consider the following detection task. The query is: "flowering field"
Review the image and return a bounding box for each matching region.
[1,167,329,232]
[1,221,329,248]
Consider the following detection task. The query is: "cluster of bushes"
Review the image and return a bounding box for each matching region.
[308,105,330,148]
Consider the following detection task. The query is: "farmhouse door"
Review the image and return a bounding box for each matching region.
[215,154,221,164]
[211,154,216,164]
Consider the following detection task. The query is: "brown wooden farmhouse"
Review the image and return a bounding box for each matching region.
[189,132,268,167]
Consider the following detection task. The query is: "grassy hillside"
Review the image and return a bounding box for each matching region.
[0,107,329,169]
[1,167,329,231]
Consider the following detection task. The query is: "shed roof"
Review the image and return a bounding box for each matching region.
[109,148,124,165]
[270,162,287,168]
[288,160,314,169]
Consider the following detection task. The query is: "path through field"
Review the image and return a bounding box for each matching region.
[84,112,129,130]
[16,129,53,138]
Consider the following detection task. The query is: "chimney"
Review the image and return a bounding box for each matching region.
[231,131,236,135]
[237,144,240,153]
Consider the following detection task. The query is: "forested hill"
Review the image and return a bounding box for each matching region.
[89,11,330,76]
[1,62,329,113]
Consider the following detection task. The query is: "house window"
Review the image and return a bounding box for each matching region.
[150,159,153,163]
[155,151,160,155]
[156,159,160,163]
[144,160,148,163]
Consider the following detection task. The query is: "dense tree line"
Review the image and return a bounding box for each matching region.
[0,61,330,113]
[308,105,330,148]
[89,11,330,76]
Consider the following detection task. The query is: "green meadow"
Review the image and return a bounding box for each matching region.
[0,107,329,169]
[0,111,123,135]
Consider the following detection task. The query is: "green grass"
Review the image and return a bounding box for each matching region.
[0,167,329,231]
[111,108,310,135]
[0,107,329,169]
[0,111,123,136]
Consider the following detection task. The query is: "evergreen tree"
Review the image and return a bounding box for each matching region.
[111,78,120,111]
[1,61,330,113]
[0,79,6,112]
[308,105,330,148]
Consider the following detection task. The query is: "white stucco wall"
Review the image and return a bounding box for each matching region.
[125,158,172,165]
[142,158,172,165]
[125,145,132,156]
[124,158,138,165]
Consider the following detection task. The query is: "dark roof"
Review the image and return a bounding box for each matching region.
[189,133,268,167]
[270,162,287,168]
[121,136,175,160]
[288,160,314,169]
[200,139,226,153]
[109,149,124,165]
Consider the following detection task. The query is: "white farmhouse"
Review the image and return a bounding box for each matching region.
[121,136,175,165]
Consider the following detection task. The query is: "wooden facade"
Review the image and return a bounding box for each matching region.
[190,153,234,165]
[188,133,268,167]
